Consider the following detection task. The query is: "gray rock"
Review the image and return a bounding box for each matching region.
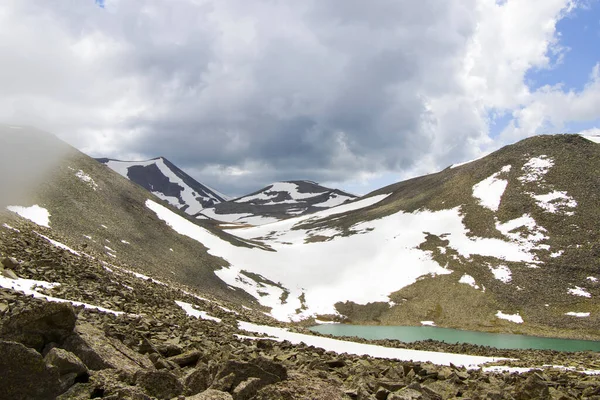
[55,383,96,400]
[168,349,202,367]
[135,370,184,399]
[45,347,88,378]
[62,323,154,373]
[1,302,76,351]
[232,377,263,400]
[187,389,234,399]
[0,340,62,400]
[185,364,212,395]
[214,358,287,392]
[515,373,549,400]
[388,387,423,400]
[1,256,19,269]
[1,268,18,279]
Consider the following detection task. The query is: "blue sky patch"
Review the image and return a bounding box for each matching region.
[525,2,600,92]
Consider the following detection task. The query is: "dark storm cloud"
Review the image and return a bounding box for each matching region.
[0,0,500,195]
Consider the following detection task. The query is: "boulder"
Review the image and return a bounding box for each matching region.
[1,302,76,351]
[62,323,154,373]
[0,340,62,400]
[135,370,184,399]
[185,364,212,395]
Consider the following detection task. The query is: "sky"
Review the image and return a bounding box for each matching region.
[0,0,599,196]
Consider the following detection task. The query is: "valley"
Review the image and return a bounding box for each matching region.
[2,125,600,398]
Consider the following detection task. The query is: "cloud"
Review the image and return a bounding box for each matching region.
[0,0,590,195]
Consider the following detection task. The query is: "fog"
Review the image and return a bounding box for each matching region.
[0,125,70,207]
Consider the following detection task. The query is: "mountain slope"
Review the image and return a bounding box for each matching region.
[1,126,256,306]
[201,181,356,225]
[157,133,600,340]
[97,157,228,215]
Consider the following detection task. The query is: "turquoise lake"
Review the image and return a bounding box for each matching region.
[309,324,600,352]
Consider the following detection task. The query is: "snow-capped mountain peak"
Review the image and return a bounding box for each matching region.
[97,157,227,215]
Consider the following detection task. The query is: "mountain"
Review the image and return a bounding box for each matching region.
[3,126,600,399]
[97,157,228,215]
[176,134,600,341]
[200,181,356,225]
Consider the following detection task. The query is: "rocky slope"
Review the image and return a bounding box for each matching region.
[98,157,229,215]
[1,216,600,399]
[201,181,356,226]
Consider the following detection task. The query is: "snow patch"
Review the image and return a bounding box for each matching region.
[587,277,598,282]
[496,214,548,254]
[175,300,222,322]
[2,223,20,232]
[0,276,123,315]
[459,274,480,290]
[472,167,510,211]
[75,170,99,190]
[518,156,554,183]
[568,286,591,298]
[532,191,577,215]
[421,321,436,326]
[7,205,50,227]
[35,232,80,255]
[565,312,590,317]
[489,264,512,283]
[496,311,523,323]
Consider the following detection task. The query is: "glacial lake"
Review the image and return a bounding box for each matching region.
[309,324,600,352]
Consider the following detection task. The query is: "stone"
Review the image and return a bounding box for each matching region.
[515,373,549,400]
[232,377,263,400]
[55,383,96,400]
[213,358,287,394]
[375,386,390,400]
[1,268,18,279]
[187,389,234,399]
[388,387,423,400]
[104,386,152,400]
[326,359,346,368]
[1,257,19,269]
[185,364,212,395]
[62,323,154,373]
[168,349,202,367]
[0,340,62,400]
[45,347,88,378]
[1,302,76,351]
[157,342,183,357]
[135,370,184,399]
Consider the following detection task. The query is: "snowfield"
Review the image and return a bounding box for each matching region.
[147,189,548,321]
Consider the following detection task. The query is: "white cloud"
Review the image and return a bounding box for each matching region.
[0,0,593,194]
